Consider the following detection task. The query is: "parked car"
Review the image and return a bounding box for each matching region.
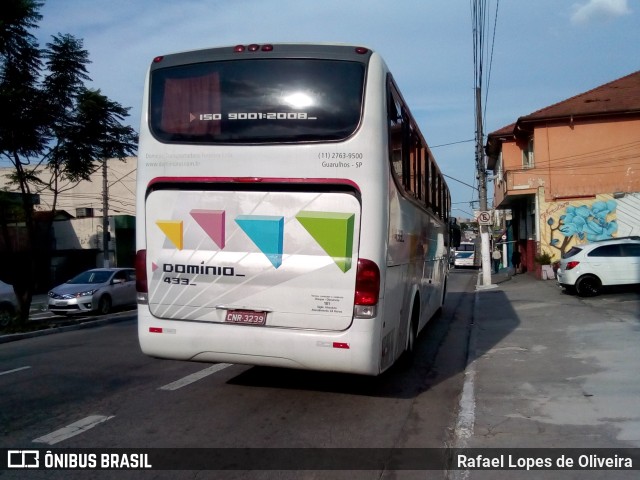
[556,236,640,296]
[48,268,136,315]
[0,280,18,326]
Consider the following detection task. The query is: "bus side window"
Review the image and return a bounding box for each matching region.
[439,177,443,218]
[388,86,404,182]
[424,154,431,208]
[420,148,427,203]
[388,78,417,196]
[400,111,410,189]
[410,130,422,199]
[430,163,437,212]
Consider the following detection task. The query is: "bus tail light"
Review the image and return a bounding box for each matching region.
[354,259,380,318]
[136,250,149,304]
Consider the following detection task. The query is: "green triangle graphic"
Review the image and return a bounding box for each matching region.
[296,211,355,272]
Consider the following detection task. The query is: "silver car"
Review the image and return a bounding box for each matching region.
[0,280,18,326]
[48,268,136,315]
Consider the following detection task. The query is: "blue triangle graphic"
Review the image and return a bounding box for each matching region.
[235,215,284,268]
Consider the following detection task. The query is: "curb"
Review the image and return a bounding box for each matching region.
[0,313,136,344]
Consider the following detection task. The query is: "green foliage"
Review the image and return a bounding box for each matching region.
[0,0,138,322]
[534,250,553,265]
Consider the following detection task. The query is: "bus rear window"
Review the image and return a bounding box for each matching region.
[149,59,365,144]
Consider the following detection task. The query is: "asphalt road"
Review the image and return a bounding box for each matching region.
[1,270,478,479]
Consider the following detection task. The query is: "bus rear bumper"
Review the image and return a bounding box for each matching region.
[138,308,383,376]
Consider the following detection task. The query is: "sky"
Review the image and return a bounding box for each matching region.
[32,0,639,214]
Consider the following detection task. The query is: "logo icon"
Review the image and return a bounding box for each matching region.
[7,450,39,468]
[191,210,225,249]
[235,215,284,268]
[156,209,355,272]
[296,211,355,273]
[155,220,183,250]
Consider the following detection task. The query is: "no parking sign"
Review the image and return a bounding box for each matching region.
[476,211,492,225]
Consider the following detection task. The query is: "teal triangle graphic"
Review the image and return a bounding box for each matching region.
[235,215,284,268]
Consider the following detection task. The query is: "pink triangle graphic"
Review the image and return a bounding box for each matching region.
[190,209,225,249]
[152,262,158,272]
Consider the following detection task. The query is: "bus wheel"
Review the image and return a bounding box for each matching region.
[400,301,419,367]
[436,279,447,316]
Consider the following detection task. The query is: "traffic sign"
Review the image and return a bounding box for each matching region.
[476,211,492,225]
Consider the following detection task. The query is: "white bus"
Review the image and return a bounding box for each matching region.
[453,242,479,268]
[136,44,454,375]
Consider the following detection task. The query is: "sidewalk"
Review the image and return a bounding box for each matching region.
[456,271,640,476]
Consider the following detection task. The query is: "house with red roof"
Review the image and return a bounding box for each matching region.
[485,71,640,274]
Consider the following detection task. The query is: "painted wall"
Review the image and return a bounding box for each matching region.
[539,192,640,261]
[536,118,640,200]
[492,117,640,209]
[491,114,640,270]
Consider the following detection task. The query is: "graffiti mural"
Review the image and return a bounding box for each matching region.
[540,193,640,260]
[547,200,618,254]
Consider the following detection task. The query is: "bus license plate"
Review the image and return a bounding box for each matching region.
[225,309,267,326]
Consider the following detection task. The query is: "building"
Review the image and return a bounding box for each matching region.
[0,157,137,289]
[485,71,640,274]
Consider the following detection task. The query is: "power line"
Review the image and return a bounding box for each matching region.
[443,173,479,191]
[430,138,475,148]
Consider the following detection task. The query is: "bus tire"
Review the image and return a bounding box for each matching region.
[400,298,420,367]
[438,279,447,314]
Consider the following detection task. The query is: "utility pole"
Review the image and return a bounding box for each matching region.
[475,87,492,287]
[471,0,498,288]
[102,158,110,268]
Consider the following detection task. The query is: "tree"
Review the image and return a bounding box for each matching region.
[0,0,138,323]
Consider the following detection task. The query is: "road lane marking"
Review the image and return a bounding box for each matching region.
[0,366,31,376]
[449,285,480,480]
[159,363,232,391]
[33,415,115,445]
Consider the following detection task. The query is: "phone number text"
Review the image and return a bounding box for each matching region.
[318,152,363,160]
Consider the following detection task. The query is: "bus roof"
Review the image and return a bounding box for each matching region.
[150,43,374,70]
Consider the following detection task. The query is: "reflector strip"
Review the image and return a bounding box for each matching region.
[149,327,176,334]
[333,342,350,349]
